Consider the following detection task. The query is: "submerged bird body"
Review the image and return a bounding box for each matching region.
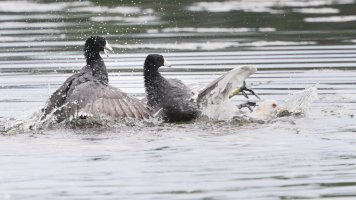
[144,55,199,122]
[41,36,150,123]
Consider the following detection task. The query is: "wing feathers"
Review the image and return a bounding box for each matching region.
[197,66,257,104]
[61,82,150,120]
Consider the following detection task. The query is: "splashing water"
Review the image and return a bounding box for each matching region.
[200,98,239,121]
[1,85,318,134]
[1,106,161,135]
[1,110,42,135]
[201,86,318,122]
[249,86,319,121]
[278,86,319,116]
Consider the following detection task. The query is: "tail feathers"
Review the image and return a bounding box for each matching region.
[197,65,257,106]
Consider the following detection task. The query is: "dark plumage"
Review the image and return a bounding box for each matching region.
[41,36,150,122]
[144,54,199,122]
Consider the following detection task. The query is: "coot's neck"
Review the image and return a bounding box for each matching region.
[86,52,102,65]
[84,52,109,84]
[85,49,101,62]
[144,68,162,86]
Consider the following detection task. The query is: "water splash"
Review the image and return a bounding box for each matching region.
[1,110,43,135]
[248,86,319,121]
[200,99,239,121]
[1,106,162,134]
[202,86,319,123]
[1,85,319,134]
[278,86,319,116]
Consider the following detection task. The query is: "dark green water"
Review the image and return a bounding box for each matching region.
[0,0,356,199]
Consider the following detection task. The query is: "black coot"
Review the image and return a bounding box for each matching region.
[143,54,199,122]
[41,36,150,122]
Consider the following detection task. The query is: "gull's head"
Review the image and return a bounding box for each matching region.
[255,100,278,112]
[251,100,279,120]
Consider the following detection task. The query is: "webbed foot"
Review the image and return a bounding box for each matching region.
[237,101,257,112]
[229,81,261,100]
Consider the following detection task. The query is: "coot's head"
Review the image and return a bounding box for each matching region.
[144,54,170,74]
[84,36,113,59]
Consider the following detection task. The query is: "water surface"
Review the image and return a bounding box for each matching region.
[1,0,356,199]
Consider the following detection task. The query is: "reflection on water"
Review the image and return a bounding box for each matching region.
[1,0,356,199]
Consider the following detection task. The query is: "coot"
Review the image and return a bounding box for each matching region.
[41,36,150,123]
[144,54,199,122]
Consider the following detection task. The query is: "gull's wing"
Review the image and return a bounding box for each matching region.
[62,81,151,120]
[197,66,257,105]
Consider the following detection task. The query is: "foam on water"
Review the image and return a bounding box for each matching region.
[1,110,42,135]
[0,22,71,29]
[278,86,319,115]
[305,15,356,22]
[201,86,318,122]
[0,14,61,21]
[146,27,276,34]
[248,86,319,121]
[247,41,317,47]
[111,41,316,51]
[68,6,148,15]
[0,1,91,13]
[1,107,162,135]
[200,99,239,121]
[292,7,339,14]
[112,42,241,50]
[187,0,354,14]
[90,16,159,24]
[0,1,147,15]
[187,1,282,14]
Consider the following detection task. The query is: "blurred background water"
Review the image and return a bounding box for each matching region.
[0,0,356,199]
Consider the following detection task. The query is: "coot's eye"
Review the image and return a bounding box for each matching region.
[272,103,277,108]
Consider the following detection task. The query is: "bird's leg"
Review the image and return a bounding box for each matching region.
[229,81,261,100]
[241,81,261,100]
[237,101,257,112]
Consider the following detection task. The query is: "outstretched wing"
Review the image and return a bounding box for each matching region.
[63,81,151,120]
[197,65,257,105]
[41,73,80,120]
